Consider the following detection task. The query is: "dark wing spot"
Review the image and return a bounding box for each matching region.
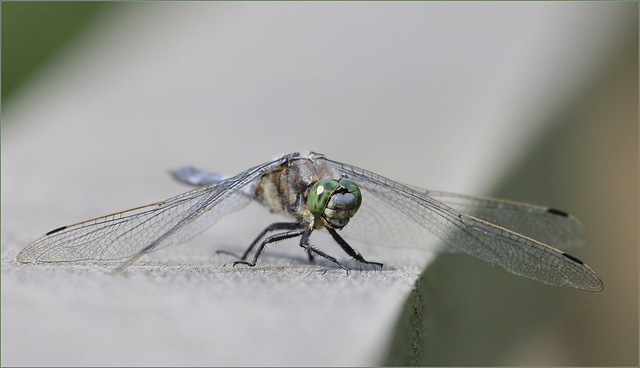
[547,208,569,217]
[562,252,584,265]
[46,226,67,235]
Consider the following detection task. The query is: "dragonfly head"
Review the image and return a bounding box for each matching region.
[308,178,362,229]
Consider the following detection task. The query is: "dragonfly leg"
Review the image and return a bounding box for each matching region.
[327,228,383,268]
[217,222,301,260]
[233,228,306,267]
[306,250,315,263]
[298,228,348,271]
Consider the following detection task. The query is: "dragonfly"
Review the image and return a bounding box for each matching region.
[17,152,604,292]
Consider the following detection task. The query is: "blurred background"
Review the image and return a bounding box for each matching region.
[2,2,637,366]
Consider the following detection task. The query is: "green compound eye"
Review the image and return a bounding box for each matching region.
[308,178,363,219]
[308,179,340,218]
[338,178,362,212]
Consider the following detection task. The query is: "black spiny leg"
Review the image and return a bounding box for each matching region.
[327,228,384,268]
[224,222,375,271]
[233,228,306,267]
[306,251,316,263]
[217,222,301,260]
[298,228,348,271]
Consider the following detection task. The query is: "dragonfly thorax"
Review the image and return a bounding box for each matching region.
[308,178,362,229]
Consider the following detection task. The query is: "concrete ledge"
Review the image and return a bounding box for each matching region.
[1,240,426,366]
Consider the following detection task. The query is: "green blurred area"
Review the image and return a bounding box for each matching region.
[2,2,109,105]
[385,33,638,366]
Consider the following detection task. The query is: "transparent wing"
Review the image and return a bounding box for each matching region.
[423,191,586,249]
[321,157,603,292]
[17,155,291,264]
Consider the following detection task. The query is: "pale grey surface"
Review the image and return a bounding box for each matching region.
[2,2,631,366]
[1,251,425,366]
